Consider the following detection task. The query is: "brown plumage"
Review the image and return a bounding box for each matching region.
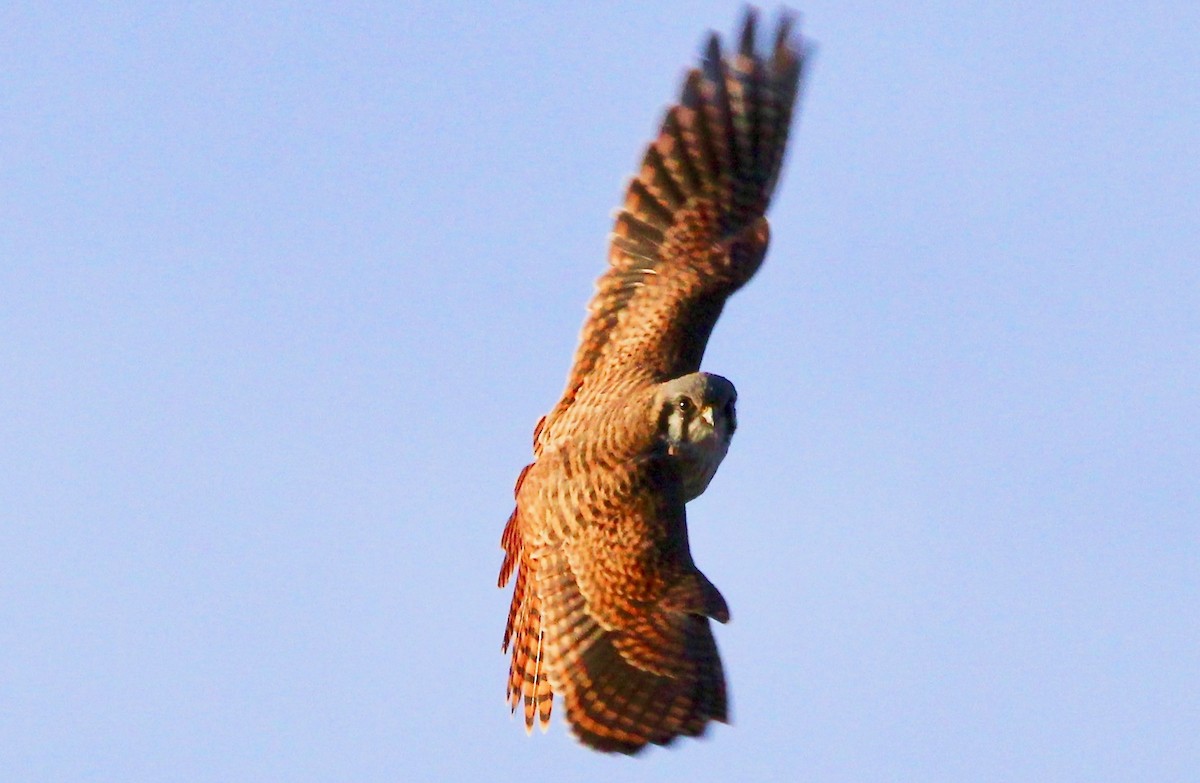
[498,8,808,754]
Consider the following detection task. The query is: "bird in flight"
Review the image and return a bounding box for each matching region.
[497,8,808,754]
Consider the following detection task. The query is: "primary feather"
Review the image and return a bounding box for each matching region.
[499,8,808,754]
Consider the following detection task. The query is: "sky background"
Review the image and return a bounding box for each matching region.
[2,1,1198,780]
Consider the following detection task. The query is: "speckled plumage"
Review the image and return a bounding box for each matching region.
[498,9,807,754]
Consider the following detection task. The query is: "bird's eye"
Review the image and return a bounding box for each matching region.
[677,398,693,414]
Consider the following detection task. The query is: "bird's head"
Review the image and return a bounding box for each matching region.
[653,372,737,498]
[656,372,738,448]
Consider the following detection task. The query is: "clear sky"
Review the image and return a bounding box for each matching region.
[2,2,1197,781]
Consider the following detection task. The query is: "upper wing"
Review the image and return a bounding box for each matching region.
[532,451,732,754]
[537,10,807,451]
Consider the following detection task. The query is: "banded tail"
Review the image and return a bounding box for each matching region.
[498,470,553,731]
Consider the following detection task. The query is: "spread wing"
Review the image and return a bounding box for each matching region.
[537,10,807,451]
[499,10,810,752]
[533,452,732,754]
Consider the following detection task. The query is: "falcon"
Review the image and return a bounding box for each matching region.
[498,9,808,754]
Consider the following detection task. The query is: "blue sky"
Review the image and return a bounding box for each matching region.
[2,2,1197,780]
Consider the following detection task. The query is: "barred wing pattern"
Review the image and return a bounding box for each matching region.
[499,9,807,754]
[535,10,805,455]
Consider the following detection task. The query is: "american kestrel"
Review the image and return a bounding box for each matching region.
[498,8,807,754]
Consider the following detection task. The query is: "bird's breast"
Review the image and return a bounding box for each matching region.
[672,437,729,502]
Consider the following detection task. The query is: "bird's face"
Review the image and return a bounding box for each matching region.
[655,373,737,499]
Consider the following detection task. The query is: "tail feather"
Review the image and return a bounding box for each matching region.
[499,502,554,732]
[496,8,807,751]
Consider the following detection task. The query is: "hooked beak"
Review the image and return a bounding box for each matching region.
[700,405,715,428]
